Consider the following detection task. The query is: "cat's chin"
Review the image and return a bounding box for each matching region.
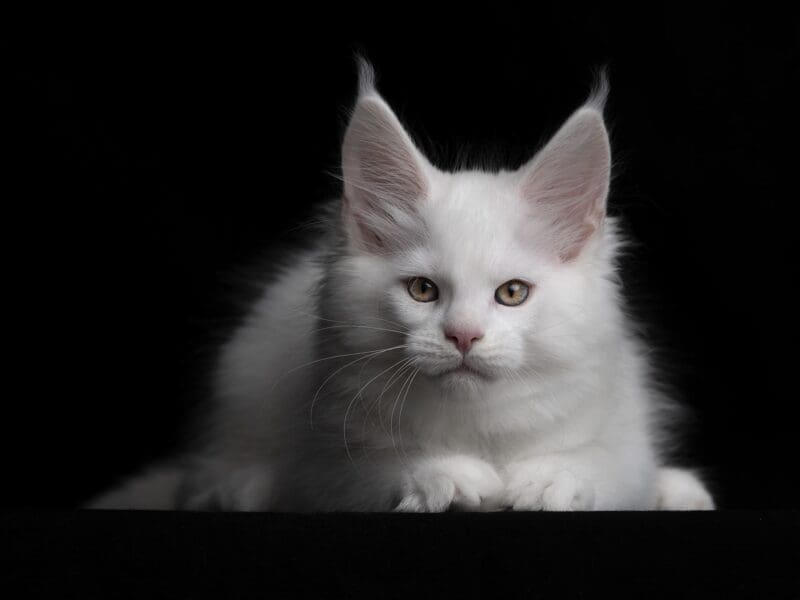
[437,364,492,388]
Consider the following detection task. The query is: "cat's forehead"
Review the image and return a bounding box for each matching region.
[407,170,548,281]
[425,170,518,230]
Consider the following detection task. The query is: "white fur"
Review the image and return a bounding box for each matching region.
[91,63,714,512]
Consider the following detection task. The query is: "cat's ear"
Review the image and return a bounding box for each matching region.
[519,84,611,262]
[341,60,430,252]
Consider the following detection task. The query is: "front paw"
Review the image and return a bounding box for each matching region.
[505,460,595,511]
[395,455,504,512]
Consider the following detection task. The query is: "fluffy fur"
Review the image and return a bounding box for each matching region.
[91,62,714,512]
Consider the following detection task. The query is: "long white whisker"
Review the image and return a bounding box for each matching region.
[533,311,586,335]
[390,366,417,462]
[343,356,412,464]
[396,367,420,467]
[359,358,414,460]
[311,324,408,336]
[363,357,414,424]
[513,365,559,409]
[377,361,416,436]
[364,358,414,434]
[309,345,406,428]
[273,348,391,391]
[289,308,408,331]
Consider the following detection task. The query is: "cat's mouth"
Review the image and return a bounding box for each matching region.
[441,362,487,379]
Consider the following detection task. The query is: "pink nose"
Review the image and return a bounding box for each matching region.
[444,328,484,354]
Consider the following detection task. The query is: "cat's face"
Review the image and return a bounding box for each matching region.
[389,172,559,389]
[334,65,612,392]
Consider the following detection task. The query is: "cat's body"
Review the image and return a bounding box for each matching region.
[92,63,714,512]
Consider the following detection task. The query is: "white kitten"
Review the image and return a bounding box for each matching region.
[91,62,714,512]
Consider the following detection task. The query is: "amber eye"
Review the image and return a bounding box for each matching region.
[495,279,531,306]
[407,277,439,302]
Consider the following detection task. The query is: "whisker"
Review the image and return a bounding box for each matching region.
[362,358,414,428]
[311,324,408,336]
[308,345,406,428]
[274,347,393,389]
[512,364,560,409]
[343,356,412,464]
[289,308,408,331]
[390,366,418,463]
[382,362,416,433]
[533,311,586,335]
[502,366,536,399]
[359,358,414,460]
[396,367,420,466]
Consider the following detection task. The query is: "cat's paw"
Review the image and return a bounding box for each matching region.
[656,467,714,510]
[395,455,504,512]
[505,460,595,511]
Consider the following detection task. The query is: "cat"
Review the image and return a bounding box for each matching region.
[91,60,714,512]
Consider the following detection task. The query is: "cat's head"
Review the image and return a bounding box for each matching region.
[331,61,619,394]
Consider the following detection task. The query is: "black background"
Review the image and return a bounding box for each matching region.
[6,9,799,509]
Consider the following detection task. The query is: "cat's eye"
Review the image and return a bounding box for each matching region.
[495,280,530,306]
[407,277,439,302]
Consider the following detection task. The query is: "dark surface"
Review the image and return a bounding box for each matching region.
[3,510,798,598]
[5,10,800,509]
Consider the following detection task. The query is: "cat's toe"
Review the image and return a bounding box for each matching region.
[505,462,547,510]
[541,471,594,511]
[506,463,594,511]
[450,460,505,511]
[397,455,504,512]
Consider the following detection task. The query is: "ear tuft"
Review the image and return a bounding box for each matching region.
[584,65,610,114]
[355,55,377,98]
